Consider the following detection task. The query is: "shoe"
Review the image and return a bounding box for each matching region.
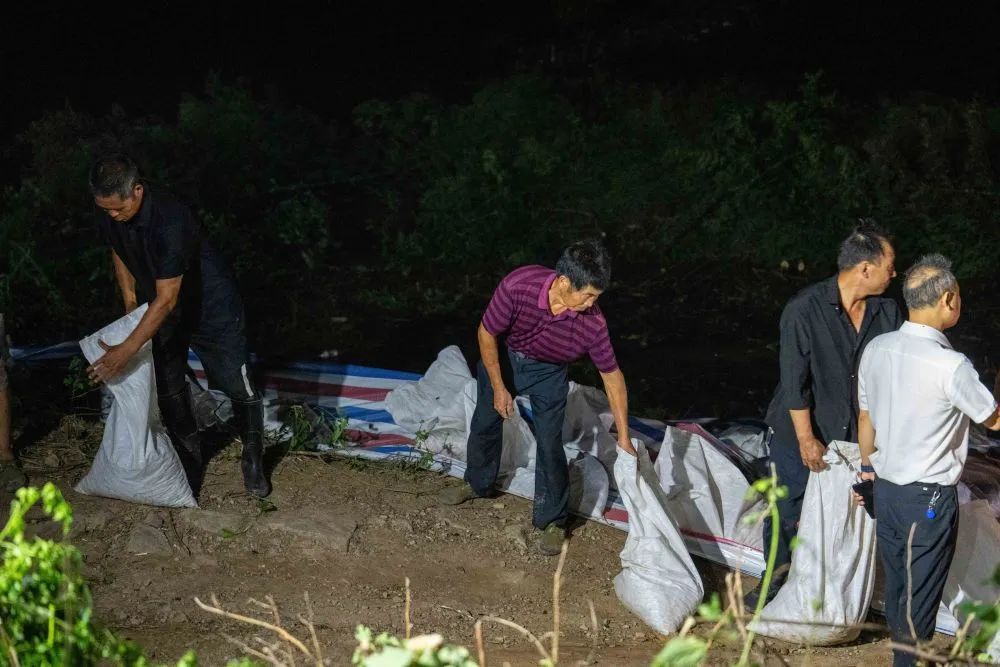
[538,524,566,556]
[172,432,205,495]
[159,387,204,494]
[438,482,478,506]
[232,398,271,498]
[0,459,27,494]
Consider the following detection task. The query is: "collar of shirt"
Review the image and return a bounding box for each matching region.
[900,320,953,349]
[823,275,841,305]
[536,271,579,320]
[823,273,885,321]
[132,186,154,228]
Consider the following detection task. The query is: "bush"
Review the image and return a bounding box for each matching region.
[2,484,152,664]
[4,72,1000,345]
[0,484,256,666]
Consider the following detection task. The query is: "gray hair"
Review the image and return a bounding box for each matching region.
[903,254,958,310]
[89,154,140,199]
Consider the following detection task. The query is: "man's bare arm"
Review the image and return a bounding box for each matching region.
[982,406,1000,431]
[858,409,877,467]
[600,368,636,456]
[982,374,1000,431]
[111,250,138,313]
[477,323,514,418]
[853,409,877,506]
[88,276,182,382]
[789,408,829,472]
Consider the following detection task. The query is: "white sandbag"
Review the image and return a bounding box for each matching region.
[385,345,471,435]
[752,441,875,645]
[461,382,538,475]
[76,306,197,508]
[568,452,610,518]
[614,440,704,634]
[939,500,1000,638]
[717,424,770,462]
[562,382,619,475]
[658,425,767,573]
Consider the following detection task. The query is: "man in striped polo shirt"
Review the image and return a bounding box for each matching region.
[439,240,636,555]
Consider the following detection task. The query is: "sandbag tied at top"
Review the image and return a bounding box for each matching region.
[614,440,704,634]
[76,305,197,508]
[752,441,876,645]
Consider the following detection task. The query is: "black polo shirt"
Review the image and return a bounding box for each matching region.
[96,186,243,334]
[765,275,903,448]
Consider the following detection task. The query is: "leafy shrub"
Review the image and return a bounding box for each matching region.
[4,72,1000,346]
[353,626,478,666]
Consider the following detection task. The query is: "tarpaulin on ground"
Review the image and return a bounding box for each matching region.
[12,340,1000,639]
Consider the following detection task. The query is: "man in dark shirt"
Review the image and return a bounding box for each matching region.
[86,154,270,498]
[438,240,636,556]
[747,222,903,607]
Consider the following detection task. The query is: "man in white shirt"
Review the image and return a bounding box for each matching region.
[857,254,1000,667]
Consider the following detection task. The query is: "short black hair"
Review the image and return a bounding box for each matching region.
[89,154,141,199]
[555,239,611,291]
[837,219,891,271]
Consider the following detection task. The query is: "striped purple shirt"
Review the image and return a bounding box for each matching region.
[481,265,619,373]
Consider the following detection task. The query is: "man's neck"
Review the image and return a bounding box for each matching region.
[909,310,946,332]
[548,283,568,316]
[837,271,869,310]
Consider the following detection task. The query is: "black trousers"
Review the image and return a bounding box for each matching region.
[464,348,569,530]
[875,478,959,667]
[760,435,811,584]
[153,314,257,405]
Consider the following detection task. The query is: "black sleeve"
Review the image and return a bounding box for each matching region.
[778,300,813,410]
[153,209,197,280]
[888,299,905,330]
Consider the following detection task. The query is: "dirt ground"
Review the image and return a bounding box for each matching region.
[2,414,962,667]
[7,268,998,665]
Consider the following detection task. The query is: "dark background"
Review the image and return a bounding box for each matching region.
[4,1,1000,418]
[4,1,1000,150]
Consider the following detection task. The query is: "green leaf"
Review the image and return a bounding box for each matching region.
[362,645,415,667]
[257,498,278,513]
[650,636,708,667]
[697,593,723,622]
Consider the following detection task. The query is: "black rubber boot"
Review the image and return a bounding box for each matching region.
[158,386,204,495]
[231,397,271,498]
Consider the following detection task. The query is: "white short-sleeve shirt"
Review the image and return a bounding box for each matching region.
[858,321,997,485]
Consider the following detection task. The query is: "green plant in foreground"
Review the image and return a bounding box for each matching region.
[0,484,212,666]
[950,563,1000,663]
[650,468,787,667]
[352,625,478,667]
[1,483,137,665]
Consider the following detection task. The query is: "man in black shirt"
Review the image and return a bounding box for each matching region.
[86,154,270,498]
[747,222,902,607]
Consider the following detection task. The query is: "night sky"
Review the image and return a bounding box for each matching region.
[3,1,1000,151]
